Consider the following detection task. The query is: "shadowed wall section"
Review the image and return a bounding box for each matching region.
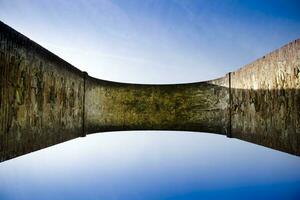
[231,40,300,155]
[0,22,85,161]
[0,21,299,162]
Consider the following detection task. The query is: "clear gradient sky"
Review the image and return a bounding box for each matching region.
[0,0,300,199]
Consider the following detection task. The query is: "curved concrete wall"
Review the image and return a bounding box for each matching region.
[85,76,229,134]
[0,20,299,162]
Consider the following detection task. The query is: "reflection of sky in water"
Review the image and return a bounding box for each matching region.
[1,132,300,199]
[0,0,300,199]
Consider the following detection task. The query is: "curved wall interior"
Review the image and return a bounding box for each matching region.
[0,21,299,162]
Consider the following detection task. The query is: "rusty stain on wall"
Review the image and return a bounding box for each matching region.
[0,21,299,162]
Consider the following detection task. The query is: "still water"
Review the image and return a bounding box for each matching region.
[0,131,300,200]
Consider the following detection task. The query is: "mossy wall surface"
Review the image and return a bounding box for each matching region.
[85,76,229,134]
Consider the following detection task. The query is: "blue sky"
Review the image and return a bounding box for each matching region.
[0,0,300,199]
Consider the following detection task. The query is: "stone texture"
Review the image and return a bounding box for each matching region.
[85,77,229,134]
[231,39,300,155]
[0,21,84,161]
[0,20,299,162]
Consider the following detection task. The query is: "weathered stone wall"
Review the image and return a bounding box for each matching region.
[1,20,299,162]
[0,21,85,161]
[85,76,230,135]
[231,39,300,155]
